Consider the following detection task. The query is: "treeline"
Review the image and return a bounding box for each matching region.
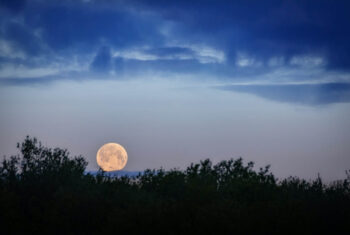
[0,136,349,234]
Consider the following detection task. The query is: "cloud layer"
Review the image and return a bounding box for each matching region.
[220,83,350,105]
[0,0,350,85]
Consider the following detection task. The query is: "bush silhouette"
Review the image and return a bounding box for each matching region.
[0,136,349,234]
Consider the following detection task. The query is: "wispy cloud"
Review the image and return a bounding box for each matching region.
[219,83,350,105]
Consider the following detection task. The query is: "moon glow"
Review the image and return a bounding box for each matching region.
[96,143,128,171]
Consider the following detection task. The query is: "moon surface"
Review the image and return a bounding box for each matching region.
[96,143,128,171]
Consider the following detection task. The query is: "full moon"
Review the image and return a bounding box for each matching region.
[96,143,128,171]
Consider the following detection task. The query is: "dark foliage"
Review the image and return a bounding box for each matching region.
[1,137,349,234]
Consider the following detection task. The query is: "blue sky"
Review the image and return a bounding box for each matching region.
[1,0,350,180]
[1,0,350,84]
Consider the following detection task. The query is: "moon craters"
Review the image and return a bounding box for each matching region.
[96,143,128,171]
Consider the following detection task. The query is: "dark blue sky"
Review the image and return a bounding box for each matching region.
[0,0,350,84]
[1,0,350,179]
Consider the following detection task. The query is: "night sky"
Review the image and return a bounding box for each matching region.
[1,0,350,180]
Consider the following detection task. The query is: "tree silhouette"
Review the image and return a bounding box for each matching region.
[0,136,349,234]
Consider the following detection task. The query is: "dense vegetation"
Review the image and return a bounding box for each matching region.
[1,137,349,234]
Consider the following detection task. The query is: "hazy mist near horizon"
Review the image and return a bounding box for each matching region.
[1,79,349,181]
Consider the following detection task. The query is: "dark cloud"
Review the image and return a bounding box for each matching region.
[127,0,350,70]
[90,46,112,73]
[24,4,164,51]
[0,75,64,86]
[0,0,26,13]
[219,83,350,105]
[2,21,43,56]
[0,0,349,83]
